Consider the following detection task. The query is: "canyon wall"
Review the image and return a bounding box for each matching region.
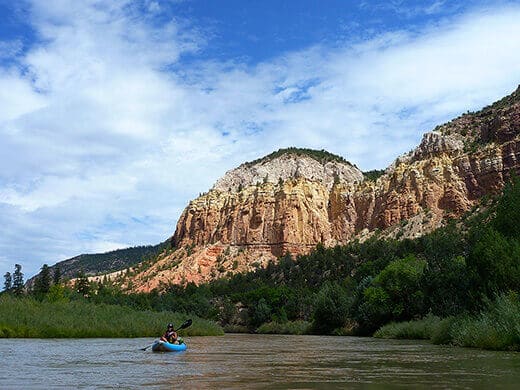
[127,86,520,292]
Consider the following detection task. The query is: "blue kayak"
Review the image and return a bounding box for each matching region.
[151,340,187,352]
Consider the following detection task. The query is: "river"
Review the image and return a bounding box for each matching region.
[1,334,519,389]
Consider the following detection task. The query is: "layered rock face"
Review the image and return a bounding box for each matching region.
[174,154,363,252]
[127,86,520,292]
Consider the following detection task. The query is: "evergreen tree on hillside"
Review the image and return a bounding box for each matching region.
[75,270,90,297]
[33,264,51,296]
[53,266,62,285]
[12,264,24,295]
[3,272,12,292]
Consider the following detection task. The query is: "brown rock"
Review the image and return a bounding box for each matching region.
[124,87,520,292]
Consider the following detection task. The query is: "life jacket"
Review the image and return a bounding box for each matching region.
[163,330,177,343]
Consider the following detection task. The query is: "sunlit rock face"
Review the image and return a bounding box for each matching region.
[126,86,520,292]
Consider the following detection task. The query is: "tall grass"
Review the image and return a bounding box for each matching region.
[374,293,520,351]
[447,293,520,350]
[374,315,441,340]
[0,295,223,338]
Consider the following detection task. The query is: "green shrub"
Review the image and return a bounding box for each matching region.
[430,317,457,345]
[378,294,520,351]
[223,324,249,333]
[449,293,520,351]
[357,255,426,333]
[374,315,441,340]
[312,282,350,334]
[249,298,272,327]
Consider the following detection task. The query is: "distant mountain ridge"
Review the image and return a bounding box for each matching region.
[28,242,168,285]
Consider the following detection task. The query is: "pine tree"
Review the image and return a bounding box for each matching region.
[75,270,90,297]
[53,266,62,285]
[3,272,12,292]
[12,264,24,295]
[33,264,51,296]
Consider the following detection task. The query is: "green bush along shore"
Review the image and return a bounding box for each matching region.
[0,295,223,338]
[375,293,520,351]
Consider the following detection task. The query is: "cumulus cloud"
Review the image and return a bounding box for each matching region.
[1,1,520,277]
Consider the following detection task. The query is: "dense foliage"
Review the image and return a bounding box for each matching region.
[244,147,350,166]
[363,169,385,182]
[12,264,24,295]
[375,293,520,351]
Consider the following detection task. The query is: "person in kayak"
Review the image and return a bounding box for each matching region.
[160,323,178,344]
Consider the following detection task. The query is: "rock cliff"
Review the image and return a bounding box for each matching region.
[125,86,520,292]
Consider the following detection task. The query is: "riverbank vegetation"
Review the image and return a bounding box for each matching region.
[0,294,223,338]
[4,177,520,350]
[375,293,520,351]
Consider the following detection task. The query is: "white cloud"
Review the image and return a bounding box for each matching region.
[1,1,520,278]
[0,70,46,122]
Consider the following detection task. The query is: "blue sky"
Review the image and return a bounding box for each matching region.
[1,0,520,279]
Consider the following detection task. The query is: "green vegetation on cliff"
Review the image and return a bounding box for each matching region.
[481,84,520,112]
[363,169,385,181]
[244,147,350,167]
[436,84,520,147]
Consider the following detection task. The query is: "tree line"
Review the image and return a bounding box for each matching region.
[3,264,24,295]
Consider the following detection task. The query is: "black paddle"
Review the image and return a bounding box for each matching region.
[176,319,193,332]
[140,319,193,351]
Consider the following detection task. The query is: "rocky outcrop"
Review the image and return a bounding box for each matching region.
[212,152,363,192]
[174,154,363,251]
[124,86,520,292]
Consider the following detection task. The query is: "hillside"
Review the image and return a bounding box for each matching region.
[29,242,168,284]
[212,147,363,192]
[111,85,520,292]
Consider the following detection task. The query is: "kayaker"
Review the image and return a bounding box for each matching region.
[160,323,178,344]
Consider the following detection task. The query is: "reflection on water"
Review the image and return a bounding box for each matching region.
[1,334,519,389]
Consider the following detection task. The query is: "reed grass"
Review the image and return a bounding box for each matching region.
[374,315,441,340]
[447,294,520,351]
[430,317,457,345]
[374,294,520,351]
[0,295,223,338]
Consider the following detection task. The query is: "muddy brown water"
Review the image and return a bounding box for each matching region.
[1,334,519,389]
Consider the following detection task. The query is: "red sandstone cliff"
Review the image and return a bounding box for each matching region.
[124,86,520,292]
